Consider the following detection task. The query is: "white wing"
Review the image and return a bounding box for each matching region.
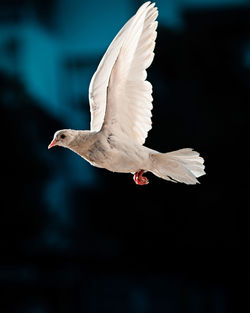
[89,1,152,132]
[89,2,158,145]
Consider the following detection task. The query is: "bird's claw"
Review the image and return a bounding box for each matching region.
[133,170,149,185]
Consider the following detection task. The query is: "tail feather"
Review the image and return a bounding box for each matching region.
[150,148,205,185]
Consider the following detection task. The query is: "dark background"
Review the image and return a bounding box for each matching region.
[0,0,249,312]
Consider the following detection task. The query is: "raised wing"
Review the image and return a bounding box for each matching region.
[102,2,158,145]
[89,2,152,132]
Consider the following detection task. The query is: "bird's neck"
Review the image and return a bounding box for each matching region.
[68,130,97,156]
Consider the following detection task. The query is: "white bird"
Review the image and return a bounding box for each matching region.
[48,2,205,185]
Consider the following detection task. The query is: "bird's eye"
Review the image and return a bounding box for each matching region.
[60,134,66,139]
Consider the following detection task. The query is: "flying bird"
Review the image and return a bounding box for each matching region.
[48,2,205,185]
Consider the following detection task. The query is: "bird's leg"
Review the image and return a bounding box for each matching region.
[133,170,149,185]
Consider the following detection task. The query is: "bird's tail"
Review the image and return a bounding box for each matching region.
[150,148,205,184]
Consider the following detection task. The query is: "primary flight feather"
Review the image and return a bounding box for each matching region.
[48,2,205,185]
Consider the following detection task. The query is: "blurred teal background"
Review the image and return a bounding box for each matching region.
[0,0,249,312]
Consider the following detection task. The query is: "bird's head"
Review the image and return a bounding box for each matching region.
[48,129,78,149]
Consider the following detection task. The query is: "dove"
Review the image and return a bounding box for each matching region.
[48,2,205,185]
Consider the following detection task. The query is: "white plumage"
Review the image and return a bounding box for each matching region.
[48,2,205,185]
[89,1,156,144]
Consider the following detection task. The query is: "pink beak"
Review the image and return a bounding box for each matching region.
[48,138,57,149]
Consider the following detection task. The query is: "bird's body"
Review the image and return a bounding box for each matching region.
[48,2,205,185]
[58,129,153,173]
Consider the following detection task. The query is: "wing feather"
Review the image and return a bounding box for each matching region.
[88,1,152,132]
[89,2,158,145]
[102,3,158,145]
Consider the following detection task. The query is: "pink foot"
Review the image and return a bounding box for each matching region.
[133,170,149,185]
